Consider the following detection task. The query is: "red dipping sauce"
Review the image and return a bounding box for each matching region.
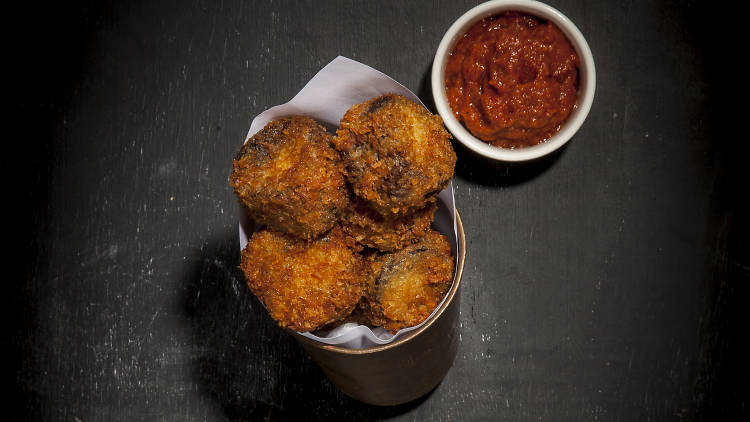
[445,12,580,149]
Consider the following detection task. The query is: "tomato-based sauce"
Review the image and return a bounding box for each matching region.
[445,12,579,149]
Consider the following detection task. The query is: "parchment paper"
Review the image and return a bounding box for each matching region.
[238,56,458,349]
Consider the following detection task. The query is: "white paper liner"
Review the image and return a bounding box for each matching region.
[237,56,458,349]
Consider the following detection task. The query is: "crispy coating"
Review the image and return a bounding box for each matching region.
[240,226,369,332]
[230,116,349,239]
[341,198,437,252]
[333,94,456,216]
[365,230,455,333]
[314,248,380,332]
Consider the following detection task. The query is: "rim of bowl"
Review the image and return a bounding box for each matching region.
[431,0,596,162]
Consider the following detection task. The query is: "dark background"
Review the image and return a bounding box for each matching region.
[8,0,748,420]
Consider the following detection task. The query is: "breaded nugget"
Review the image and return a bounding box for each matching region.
[240,226,368,332]
[365,230,455,333]
[314,248,380,332]
[333,94,456,216]
[230,116,349,239]
[341,198,436,252]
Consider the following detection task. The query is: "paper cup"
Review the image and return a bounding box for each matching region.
[290,211,465,405]
[237,56,465,404]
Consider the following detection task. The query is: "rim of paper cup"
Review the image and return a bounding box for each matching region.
[431,0,596,162]
[292,210,467,354]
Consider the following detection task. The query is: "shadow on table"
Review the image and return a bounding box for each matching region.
[182,229,431,421]
[417,62,565,188]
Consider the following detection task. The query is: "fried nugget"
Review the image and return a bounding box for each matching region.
[365,230,455,333]
[341,198,437,252]
[313,247,380,332]
[230,116,349,239]
[240,226,368,332]
[333,94,456,216]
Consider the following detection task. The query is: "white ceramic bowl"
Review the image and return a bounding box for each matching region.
[432,0,596,162]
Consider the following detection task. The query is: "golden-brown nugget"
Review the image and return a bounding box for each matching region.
[334,94,456,216]
[365,230,455,333]
[314,248,380,332]
[342,199,436,252]
[240,226,368,332]
[230,116,349,239]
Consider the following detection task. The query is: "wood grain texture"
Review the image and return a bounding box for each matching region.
[10,0,748,420]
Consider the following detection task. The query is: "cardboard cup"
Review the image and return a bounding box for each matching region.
[289,211,466,406]
[238,56,465,404]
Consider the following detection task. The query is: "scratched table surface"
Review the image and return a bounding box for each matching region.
[9,0,748,420]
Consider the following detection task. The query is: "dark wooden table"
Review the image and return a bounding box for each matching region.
[10,0,748,420]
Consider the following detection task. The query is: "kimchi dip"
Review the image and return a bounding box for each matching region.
[444,11,579,149]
